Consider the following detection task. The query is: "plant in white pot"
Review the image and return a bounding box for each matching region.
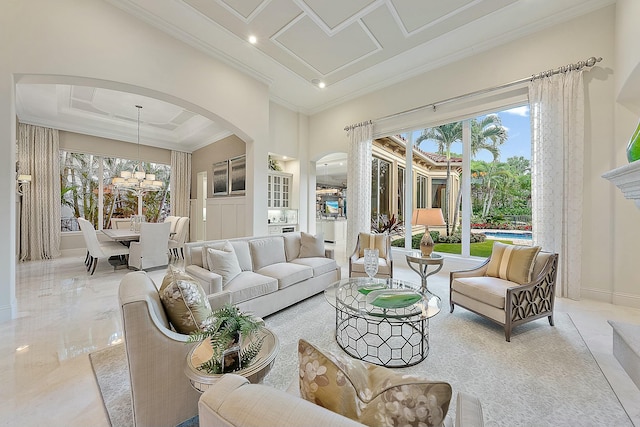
[188,304,264,374]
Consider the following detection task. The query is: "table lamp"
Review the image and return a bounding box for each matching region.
[411,208,445,257]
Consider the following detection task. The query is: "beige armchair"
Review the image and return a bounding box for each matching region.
[128,222,171,271]
[450,250,559,342]
[119,271,200,427]
[348,232,392,279]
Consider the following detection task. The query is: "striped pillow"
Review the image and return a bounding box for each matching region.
[486,242,541,285]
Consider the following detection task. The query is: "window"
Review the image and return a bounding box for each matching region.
[371,157,391,219]
[431,178,446,208]
[60,150,170,232]
[397,166,405,220]
[416,174,427,208]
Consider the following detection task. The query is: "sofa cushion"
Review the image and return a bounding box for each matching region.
[283,232,302,262]
[225,271,278,304]
[249,237,287,271]
[299,232,325,258]
[158,266,212,334]
[358,232,388,258]
[203,240,253,272]
[298,339,452,427]
[486,242,541,284]
[206,242,242,287]
[452,276,516,309]
[256,262,313,289]
[291,257,337,277]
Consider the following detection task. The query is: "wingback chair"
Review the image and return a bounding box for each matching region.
[77,217,130,275]
[119,271,200,427]
[348,232,393,279]
[128,222,171,270]
[168,217,190,259]
[449,247,559,341]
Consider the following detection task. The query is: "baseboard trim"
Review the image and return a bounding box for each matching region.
[581,287,640,309]
[0,304,14,323]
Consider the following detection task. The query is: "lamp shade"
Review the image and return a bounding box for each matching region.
[411,208,445,227]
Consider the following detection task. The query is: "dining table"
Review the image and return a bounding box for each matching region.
[102,228,140,243]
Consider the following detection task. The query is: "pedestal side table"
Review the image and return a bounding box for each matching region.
[405,253,444,291]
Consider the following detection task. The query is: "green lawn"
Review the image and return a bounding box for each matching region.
[434,239,513,257]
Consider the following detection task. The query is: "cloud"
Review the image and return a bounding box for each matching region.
[504,106,529,117]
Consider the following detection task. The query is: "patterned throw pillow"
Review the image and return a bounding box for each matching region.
[159,265,213,334]
[299,232,325,258]
[298,339,452,427]
[485,241,541,285]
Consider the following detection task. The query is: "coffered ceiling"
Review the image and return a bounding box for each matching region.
[15,0,615,152]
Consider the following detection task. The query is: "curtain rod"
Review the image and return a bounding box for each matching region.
[370,56,602,125]
[344,120,373,132]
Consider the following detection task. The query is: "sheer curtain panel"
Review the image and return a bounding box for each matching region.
[18,123,61,261]
[170,151,191,218]
[346,122,373,255]
[529,71,584,300]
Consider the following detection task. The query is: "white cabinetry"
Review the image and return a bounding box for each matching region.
[267,172,292,208]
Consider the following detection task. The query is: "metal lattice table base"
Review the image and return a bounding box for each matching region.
[335,308,429,367]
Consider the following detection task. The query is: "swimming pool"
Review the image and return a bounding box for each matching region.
[482,231,532,240]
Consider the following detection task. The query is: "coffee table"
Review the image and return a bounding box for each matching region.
[184,327,279,392]
[324,278,441,367]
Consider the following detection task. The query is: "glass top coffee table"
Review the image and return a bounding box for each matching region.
[324,277,441,367]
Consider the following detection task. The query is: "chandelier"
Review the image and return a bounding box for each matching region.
[112,105,163,194]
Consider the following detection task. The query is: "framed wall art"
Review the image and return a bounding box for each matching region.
[212,160,229,196]
[229,155,246,195]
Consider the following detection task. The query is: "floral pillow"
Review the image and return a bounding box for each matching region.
[298,339,452,427]
[159,266,213,334]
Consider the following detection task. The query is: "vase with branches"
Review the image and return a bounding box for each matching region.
[188,304,264,374]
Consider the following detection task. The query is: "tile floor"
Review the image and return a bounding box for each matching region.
[1,246,639,426]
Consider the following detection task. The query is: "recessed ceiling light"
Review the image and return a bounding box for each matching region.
[282,156,287,160]
[311,79,326,89]
[248,35,257,44]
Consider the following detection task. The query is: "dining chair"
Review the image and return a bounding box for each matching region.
[77,217,130,275]
[168,217,190,259]
[111,217,133,230]
[128,221,171,270]
[164,215,180,235]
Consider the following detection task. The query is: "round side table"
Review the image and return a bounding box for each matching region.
[405,253,444,291]
[184,327,279,393]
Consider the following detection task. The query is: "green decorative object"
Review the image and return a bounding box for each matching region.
[627,120,640,163]
[357,283,387,295]
[369,291,422,309]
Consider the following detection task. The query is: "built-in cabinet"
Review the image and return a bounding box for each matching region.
[267,172,292,208]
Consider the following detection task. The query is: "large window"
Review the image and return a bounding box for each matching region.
[416,174,427,208]
[371,157,391,219]
[60,150,170,232]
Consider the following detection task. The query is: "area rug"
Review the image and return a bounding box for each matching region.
[91,288,632,427]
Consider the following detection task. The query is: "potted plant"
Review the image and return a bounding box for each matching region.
[188,304,264,374]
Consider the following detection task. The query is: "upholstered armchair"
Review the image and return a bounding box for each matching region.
[348,232,393,279]
[128,222,171,270]
[119,271,200,427]
[450,244,559,342]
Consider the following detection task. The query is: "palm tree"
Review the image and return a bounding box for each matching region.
[415,122,462,235]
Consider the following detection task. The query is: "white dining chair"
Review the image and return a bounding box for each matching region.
[168,217,190,259]
[128,221,171,271]
[77,217,130,275]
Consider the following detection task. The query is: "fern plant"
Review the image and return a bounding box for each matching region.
[188,304,263,374]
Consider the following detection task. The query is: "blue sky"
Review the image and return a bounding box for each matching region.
[413,105,531,163]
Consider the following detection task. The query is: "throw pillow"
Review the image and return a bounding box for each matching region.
[298,339,452,427]
[299,232,325,258]
[206,241,242,287]
[358,232,387,258]
[485,241,541,285]
[159,265,213,334]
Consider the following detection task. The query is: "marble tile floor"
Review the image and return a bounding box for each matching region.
[1,248,639,426]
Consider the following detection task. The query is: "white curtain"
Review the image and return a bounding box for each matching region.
[529,71,584,300]
[18,123,61,261]
[170,151,191,218]
[346,122,373,256]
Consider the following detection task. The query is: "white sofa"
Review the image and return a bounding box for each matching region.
[198,374,484,427]
[184,233,341,318]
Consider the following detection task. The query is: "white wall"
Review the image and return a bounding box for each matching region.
[308,6,640,307]
[1,0,271,321]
